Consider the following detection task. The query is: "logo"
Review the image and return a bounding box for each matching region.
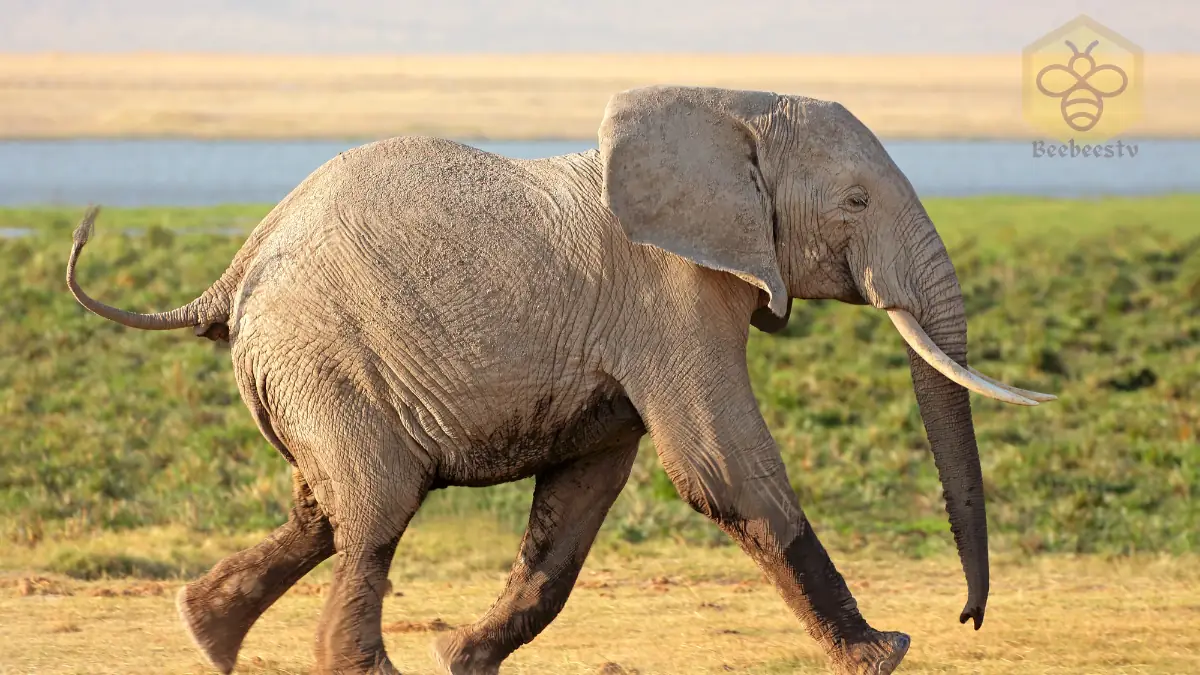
[1023,15,1143,146]
[1035,40,1128,132]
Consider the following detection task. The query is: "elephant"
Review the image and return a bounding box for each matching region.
[65,85,1055,675]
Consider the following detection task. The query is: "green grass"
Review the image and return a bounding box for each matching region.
[2,197,1198,565]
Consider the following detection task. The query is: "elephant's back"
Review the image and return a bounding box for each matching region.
[227,136,620,441]
[234,135,595,328]
[299,135,604,335]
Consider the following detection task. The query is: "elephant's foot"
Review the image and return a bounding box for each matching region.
[316,655,402,675]
[312,628,403,675]
[432,631,501,675]
[834,630,910,675]
[176,585,243,675]
[311,656,401,675]
[312,638,402,675]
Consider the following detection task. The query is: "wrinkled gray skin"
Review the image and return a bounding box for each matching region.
[67,86,993,675]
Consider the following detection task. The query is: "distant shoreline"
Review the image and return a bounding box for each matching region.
[15,133,1195,142]
[2,54,1197,140]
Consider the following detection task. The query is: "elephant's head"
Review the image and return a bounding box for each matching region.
[598,85,1055,631]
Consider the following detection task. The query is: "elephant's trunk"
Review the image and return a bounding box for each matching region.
[899,266,990,629]
[855,204,1055,630]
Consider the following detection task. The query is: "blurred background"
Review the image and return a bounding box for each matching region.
[2,2,1198,673]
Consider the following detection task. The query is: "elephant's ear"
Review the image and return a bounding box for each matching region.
[598,86,789,320]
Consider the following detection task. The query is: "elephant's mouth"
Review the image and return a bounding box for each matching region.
[885,309,1056,406]
[835,284,870,305]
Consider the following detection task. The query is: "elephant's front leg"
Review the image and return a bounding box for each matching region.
[625,353,908,675]
[178,470,335,675]
[434,439,640,675]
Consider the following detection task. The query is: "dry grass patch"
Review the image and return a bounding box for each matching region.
[1,545,1198,674]
[1,54,1196,140]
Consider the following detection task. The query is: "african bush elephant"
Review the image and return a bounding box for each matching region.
[66,85,1054,675]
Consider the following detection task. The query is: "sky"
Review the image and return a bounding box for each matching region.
[1,0,1196,53]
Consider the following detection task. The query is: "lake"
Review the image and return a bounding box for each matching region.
[2,138,1198,207]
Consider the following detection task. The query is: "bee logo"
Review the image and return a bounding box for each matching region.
[1035,39,1129,132]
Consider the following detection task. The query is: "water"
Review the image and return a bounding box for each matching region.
[1,138,1197,208]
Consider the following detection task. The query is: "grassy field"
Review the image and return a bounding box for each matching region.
[2,54,1198,140]
[0,197,1198,672]
[2,197,1198,556]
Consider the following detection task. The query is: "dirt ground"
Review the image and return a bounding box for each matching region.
[2,545,1199,674]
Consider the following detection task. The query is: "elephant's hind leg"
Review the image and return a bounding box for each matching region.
[311,428,431,675]
[178,469,335,675]
[434,441,640,675]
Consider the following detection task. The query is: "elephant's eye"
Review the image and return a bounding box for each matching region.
[843,191,870,213]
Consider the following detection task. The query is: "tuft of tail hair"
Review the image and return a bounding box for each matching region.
[73,205,100,248]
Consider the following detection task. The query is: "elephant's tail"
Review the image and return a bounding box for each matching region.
[66,206,234,334]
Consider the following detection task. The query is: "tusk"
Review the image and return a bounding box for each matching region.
[967,367,1057,402]
[886,309,1039,406]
